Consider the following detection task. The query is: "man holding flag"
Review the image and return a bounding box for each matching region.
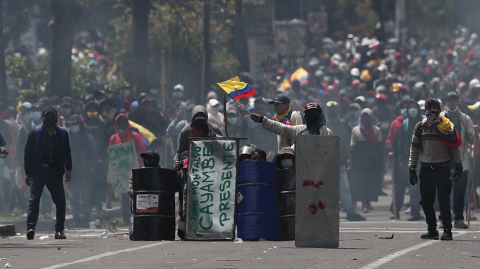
[268,94,303,151]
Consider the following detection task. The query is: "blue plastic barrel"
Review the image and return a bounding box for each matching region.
[237,161,279,240]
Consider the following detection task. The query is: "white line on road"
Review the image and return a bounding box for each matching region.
[41,241,174,269]
[360,231,470,269]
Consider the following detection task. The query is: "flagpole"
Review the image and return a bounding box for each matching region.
[223,93,229,137]
[232,98,251,115]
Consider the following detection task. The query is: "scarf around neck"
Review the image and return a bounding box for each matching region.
[360,123,376,143]
[275,108,293,125]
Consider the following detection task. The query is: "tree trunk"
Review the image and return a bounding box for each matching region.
[232,0,250,72]
[0,0,7,101]
[203,0,211,94]
[49,0,81,98]
[132,0,151,94]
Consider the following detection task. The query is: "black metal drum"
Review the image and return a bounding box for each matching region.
[131,168,176,241]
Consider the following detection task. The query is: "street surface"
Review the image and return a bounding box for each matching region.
[1,193,479,269]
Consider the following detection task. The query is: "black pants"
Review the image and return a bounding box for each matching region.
[420,165,452,231]
[453,170,469,221]
[27,167,66,232]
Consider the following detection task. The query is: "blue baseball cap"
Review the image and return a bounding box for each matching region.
[268,94,290,104]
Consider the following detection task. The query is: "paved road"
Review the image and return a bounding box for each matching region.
[1,194,479,269]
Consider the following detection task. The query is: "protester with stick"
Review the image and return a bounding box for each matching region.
[439,92,478,229]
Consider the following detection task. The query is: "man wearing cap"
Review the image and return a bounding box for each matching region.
[65,115,97,228]
[24,106,72,240]
[250,102,332,144]
[268,94,303,151]
[325,101,366,221]
[439,92,478,229]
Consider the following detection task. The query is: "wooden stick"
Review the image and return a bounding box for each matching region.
[391,161,398,219]
[231,98,251,114]
[223,93,229,137]
[467,132,477,225]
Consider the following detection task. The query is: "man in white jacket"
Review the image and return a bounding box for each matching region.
[250,102,332,145]
[268,94,303,151]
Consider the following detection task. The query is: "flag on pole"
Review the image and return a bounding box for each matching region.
[290,67,309,85]
[217,76,257,100]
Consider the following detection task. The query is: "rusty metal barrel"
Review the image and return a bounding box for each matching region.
[131,168,176,241]
[277,168,296,240]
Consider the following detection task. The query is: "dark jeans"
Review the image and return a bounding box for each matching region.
[453,170,468,221]
[27,167,66,232]
[420,165,452,231]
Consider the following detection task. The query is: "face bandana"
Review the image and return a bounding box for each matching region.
[423,109,440,128]
[144,159,158,167]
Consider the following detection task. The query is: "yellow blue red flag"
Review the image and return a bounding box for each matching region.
[290,68,309,86]
[217,76,257,100]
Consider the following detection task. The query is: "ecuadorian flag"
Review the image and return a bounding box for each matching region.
[434,117,462,148]
[290,68,309,86]
[217,76,257,100]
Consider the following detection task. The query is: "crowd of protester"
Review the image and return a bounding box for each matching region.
[1,26,480,227]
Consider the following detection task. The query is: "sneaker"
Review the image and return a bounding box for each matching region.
[470,213,477,221]
[441,229,453,240]
[421,230,439,240]
[390,213,400,220]
[407,213,425,221]
[454,220,469,229]
[346,212,366,221]
[404,207,411,214]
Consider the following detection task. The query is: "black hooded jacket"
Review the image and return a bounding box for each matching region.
[175,105,223,160]
[84,101,110,159]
